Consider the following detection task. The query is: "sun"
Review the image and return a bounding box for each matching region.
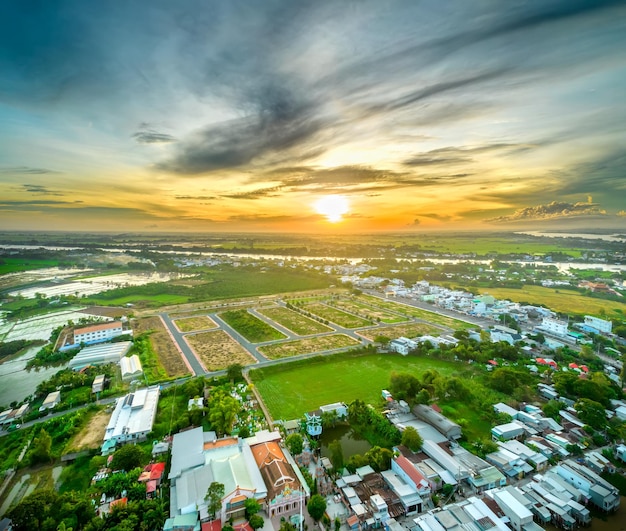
[314,195,350,222]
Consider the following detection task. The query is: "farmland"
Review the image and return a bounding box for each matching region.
[219,309,287,342]
[258,334,359,360]
[250,352,463,420]
[185,330,258,371]
[256,306,333,335]
[298,301,372,328]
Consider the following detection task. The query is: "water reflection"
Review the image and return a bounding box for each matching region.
[319,424,372,460]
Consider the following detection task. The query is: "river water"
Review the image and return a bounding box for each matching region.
[0,346,66,406]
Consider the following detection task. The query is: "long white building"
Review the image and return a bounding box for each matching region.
[74,320,126,345]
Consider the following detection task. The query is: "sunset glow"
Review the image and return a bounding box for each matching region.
[314,195,350,223]
[0,2,624,232]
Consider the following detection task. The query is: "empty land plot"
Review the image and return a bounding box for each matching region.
[358,322,442,341]
[186,330,258,371]
[330,298,406,323]
[359,295,475,330]
[251,353,462,420]
[219,309,287,343]
[132,317,190,377]
[173,315,217,332]
[257,307,332,335]
[301,302,371,328]
[258,334,359,360]
[65,409,111,452]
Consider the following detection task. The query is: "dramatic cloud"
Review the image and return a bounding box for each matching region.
[0,0,625,231]
[487,201,607,223]
[132,130,177,144]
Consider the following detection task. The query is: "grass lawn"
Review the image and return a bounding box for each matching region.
[471,285,626,317]
[439,401,493,442]
[0,258,61,274]
[84,293,190,306]
[250,352,464,420]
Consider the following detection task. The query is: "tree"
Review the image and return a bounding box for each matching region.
[329,440,344,472]
[365,446,393,472]
[542,400,563,421]
[29,428,52,465]
[574,398,607,430]
[285,433,304,456]
[401,426,423,452]
[307,494,327,522]
[244,498,261,519]
[110,444,146,471]
[207,389,241,435]
[227,363,244,382]
[249,514,264,530]
[205,482,225,520]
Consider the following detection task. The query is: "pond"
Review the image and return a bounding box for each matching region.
[0,346,66,406]
[319,424,372,460]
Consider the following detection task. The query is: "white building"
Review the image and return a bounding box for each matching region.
[40,391,61,412]
[584,316,612,334]
[539,317,568,337]
[102,386,160,452]
[120,354,143,381]
[74,320,126,345]
[68,341,132,370]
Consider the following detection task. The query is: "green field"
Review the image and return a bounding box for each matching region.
[85,293,189,306]
[220,309,287,342]
[0,258,61,274]
[257,306,333,335]
[250,352,463,420]
[258,334,359,359]
[471,285,626,317]
[302,301,372,328]
[360,294,476,330]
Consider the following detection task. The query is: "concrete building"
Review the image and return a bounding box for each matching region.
[490,488,533,531]
[319,402,348,419]
[555,460,620,512]
[40,391,61,412]
[539,317,568,337]
[583,315,612,334]
[389,337,418,355]
[74,320,126,345]
[413,405,462,440]
[102,386,160,453]
[491,422,525,441]
[92,374,105,393]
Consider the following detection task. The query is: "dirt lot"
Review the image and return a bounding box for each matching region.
[79,306,128,318]
[65,409,112,452]
[258,334,359,359]
[132,316,190,377]
[185,330,258,371]
[173,315,217,333]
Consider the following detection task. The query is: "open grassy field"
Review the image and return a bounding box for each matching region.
[0,258,62,274]
[250,353,464,420]
[258,334,359,359]
[360,294,477,330]
[439,401,492,442]
[84,293,190,307]
[358,322,442,341]
[329,298,407,323]
[174,315,217,332]
[219,309,287,342]
[185,330,258,371]
[472,285,626,317]
[257,306,333,335]
[302,301,372,328]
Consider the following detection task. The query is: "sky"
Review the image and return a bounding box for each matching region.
[1,0,625,233]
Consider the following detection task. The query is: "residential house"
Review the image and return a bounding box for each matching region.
[40,391,61,412]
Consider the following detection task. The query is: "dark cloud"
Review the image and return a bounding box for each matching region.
[487,201,606,223]
[22,184,64,195]
[0,200,78,207]
[221,186,282,200]
[404,144,533,167]
[417,213,453,222]
[174,195,217,200]
[1,167,60,175]
[132,130,177,144]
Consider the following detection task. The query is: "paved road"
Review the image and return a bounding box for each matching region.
[159,312,207,375]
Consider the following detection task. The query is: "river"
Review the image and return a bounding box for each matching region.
[0,346,66,406]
